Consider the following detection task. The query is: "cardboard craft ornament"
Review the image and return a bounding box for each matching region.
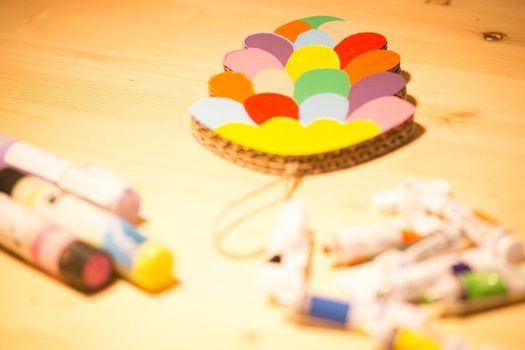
[190,16,417,177]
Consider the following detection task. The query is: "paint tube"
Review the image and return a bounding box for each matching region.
[260,200,311,306]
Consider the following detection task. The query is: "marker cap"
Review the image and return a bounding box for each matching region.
[132,241,174,292]
[59,241,114,292]
[0,168,25,195]
[390,329,442,350]
[302,295,351,325]
[460,272,507,300]
[451,262,471,275]
[111,188,141,223]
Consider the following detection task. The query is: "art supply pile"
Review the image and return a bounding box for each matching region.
[260,179,524,350]
[0,133,174,293]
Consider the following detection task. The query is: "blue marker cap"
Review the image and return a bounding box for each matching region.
[306,295,351,325]
[451,262,471,275]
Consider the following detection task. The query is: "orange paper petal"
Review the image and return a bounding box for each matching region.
[344,50,400,84]
[274,19,312,42]
[208,72,254,103]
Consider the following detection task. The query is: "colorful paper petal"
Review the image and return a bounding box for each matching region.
[300,15,343,29]
[348,72,406,114]
[293,68,350,104]
[190,97,255,130]
[244,93,299,124]
[243,32,295,66]
[208,72,254,103]
[274,20,312,42]
[346,95,414,131]
[303,119,380,153]
[224,48,283,79]
[295,29,334,49]
[344,50,400,84]
[299,93,349,125]
[285,46,340,81]
[334,32,387,69]
[215,118,381,156]
[253,69,294,97]
[318,21,358,46]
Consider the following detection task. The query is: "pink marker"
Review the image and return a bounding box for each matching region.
[0,133,140,222]
[0,193,113,292]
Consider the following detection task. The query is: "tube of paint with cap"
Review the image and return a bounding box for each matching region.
[324,222,410,265]
[339,250,458,303]
[441,201,524,263]
[383,253,460,302]
[423,270,508,305]
[401,224,465,263]
[384,248,508,302]
[337,232,465,303]
[0,133,140,222]
[260,201,311,306]
[338,248,435,302]
[373,179,448,236]
[0,168,174,292]
[424,264,525,316]
[373,178,452,215]
[264,200,311,271]
[0,193,113,292]
[293,293,429,339]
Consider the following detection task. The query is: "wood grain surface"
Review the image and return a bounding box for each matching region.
[1,0,524,349]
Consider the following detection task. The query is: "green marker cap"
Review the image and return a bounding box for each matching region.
[460,272,508,300]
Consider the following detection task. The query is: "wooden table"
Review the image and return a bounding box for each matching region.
[1,0,524,349]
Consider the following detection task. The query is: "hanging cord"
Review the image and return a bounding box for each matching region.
[212,171,304,259]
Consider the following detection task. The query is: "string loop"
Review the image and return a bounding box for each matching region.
[212,174,303,259]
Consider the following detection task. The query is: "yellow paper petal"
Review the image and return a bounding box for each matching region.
[285,46,340,81]
[303,119,380,153]
[215,117,381,156]
[259,117,304,154]
[214,122,263,149]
